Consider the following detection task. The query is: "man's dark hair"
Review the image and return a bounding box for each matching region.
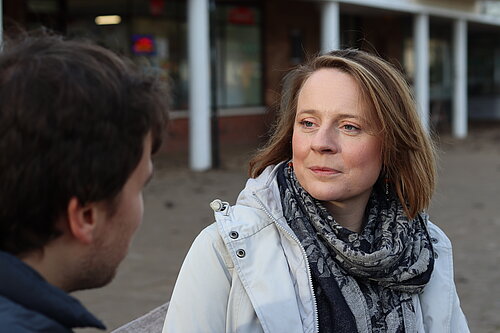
[0,32,169,255]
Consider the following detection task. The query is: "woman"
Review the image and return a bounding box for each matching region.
[163,49,469,332]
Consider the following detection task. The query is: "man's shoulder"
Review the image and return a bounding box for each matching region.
[0,295,70,333]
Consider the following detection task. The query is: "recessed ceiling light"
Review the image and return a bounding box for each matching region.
[95,15,122,25]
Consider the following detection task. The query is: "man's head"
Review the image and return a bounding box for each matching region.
[0,33,169,290]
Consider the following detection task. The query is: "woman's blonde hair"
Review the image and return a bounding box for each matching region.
[249,49,436,219]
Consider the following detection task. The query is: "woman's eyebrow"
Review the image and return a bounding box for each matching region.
[296,109,362,120]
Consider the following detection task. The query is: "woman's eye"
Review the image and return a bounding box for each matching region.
[343,124,359,131]
[300,120,314,128]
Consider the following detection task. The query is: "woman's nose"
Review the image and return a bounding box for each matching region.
[310,127,338,153]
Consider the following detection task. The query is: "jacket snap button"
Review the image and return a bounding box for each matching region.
[229,231,239,239]
[210,199,224,212]
[236,249,246,258]
[434,251,439,259]
[431,237,438,244]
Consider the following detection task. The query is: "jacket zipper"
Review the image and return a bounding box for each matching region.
[253,193,319,333]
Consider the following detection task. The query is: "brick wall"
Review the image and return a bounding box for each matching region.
[160,112,272,153]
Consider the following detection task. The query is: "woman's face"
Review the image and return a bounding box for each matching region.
[292,68,382,210]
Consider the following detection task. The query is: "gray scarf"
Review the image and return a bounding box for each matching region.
[277,163,434,332]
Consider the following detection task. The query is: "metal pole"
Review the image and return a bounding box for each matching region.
[414,13,430,132]
[188,0,212,170]
[453,19,468,138]
[209,0,220,168]
[321,1,340,53]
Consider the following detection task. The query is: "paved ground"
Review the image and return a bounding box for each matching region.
[75,123,500,333]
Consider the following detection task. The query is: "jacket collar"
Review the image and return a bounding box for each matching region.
[229,162,295,233]
[0,251,105,330]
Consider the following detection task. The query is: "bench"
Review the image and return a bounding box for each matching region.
[111,302,169,333]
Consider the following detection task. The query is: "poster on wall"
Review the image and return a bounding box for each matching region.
[132,34,156,56]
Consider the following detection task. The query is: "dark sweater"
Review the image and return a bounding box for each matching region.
[0,251,105,332]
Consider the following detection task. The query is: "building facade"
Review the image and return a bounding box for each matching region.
[2,0,500,169]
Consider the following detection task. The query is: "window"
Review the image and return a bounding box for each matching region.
[66,1,263,111]
[214,5,263,108]
[67,0,188,110]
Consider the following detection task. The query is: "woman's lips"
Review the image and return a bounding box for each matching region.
[309,166,341,175]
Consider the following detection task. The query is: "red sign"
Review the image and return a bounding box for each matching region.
[228,7,255,25]
[132,35,155,55]
[149,0,165,16]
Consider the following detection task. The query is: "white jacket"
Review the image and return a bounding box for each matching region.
[163,164,469,333]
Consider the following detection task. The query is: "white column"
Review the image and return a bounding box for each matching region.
[188,0,212,170]
[453,19,468,138]
[413,13,430,132]
[321,1,340,53]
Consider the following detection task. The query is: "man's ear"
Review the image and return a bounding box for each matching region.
[66,197,99,244]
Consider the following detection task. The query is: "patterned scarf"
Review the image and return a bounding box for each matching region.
[277,163,434,333]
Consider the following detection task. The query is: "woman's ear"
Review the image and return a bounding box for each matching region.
[66,197,99,244]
